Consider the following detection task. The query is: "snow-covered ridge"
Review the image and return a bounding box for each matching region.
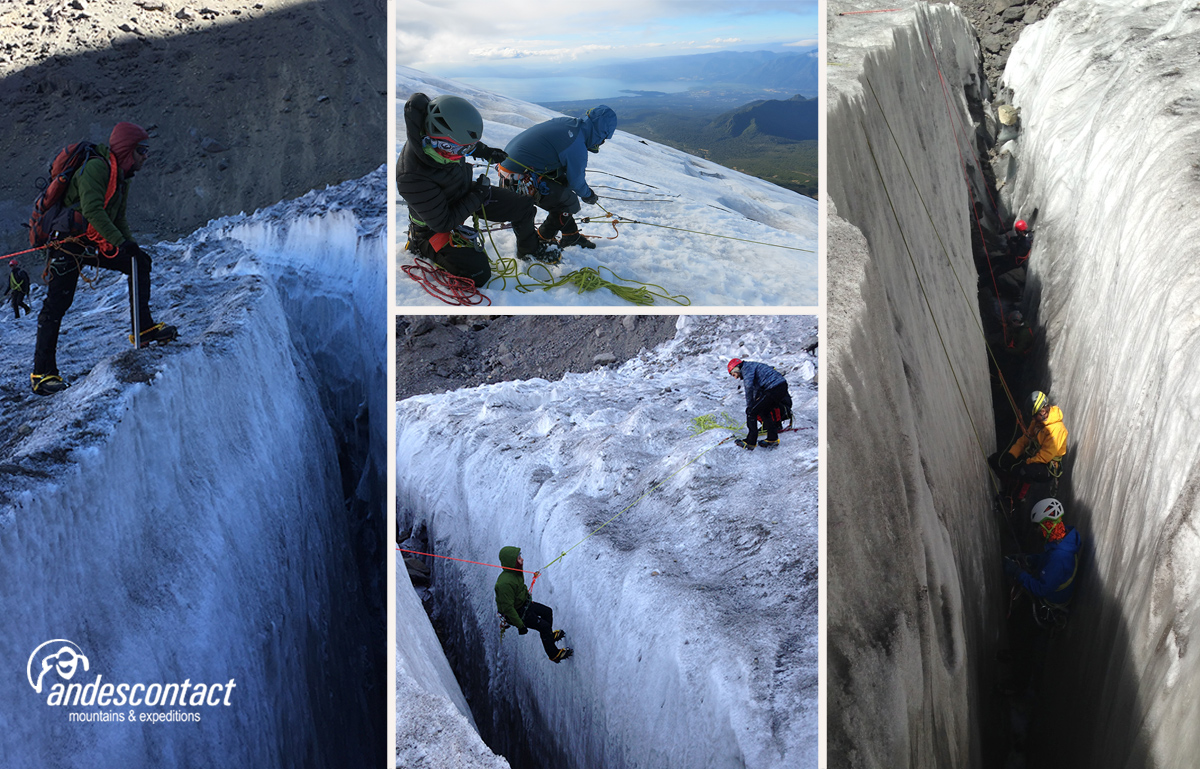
[0,168,386,767]
[395,67,817,306]
[396,316,818,769]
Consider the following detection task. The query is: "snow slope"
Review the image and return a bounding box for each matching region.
[396,315,818,768]
[0,169,386,767]
[827,3,1003,767]
[1001,2,1200,765]
[395,67,817,307]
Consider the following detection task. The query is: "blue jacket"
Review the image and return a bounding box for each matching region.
[1018,526,1081,605]
[500,106,618,199]
[740,361,787,412]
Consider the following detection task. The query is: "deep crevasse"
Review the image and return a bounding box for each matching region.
[0,167,386,768]
[396,316,819,769]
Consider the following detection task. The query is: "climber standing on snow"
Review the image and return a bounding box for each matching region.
[397,93,560,286]
[728,358,792,451]
[5,259,33,319]
[988,390,1068,484]
[498,106,618,251]
[495,546,572,663]
[31,122,176,396]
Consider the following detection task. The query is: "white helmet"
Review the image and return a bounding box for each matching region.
[1030,498,1064,524]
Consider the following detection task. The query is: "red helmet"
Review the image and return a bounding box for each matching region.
[8,259,16,268]
[727,358,742,374]
[1014,219,1028,232]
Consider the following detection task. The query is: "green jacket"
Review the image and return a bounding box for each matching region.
[495,546,530,630]
[63,145,133,248]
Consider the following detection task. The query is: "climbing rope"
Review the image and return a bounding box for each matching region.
[400,258,491,306]
[860,119,997,491]
[594,202,814,253]
[862,74,1027,437]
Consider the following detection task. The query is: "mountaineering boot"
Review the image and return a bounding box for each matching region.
[552,647,574,663]
[30,373,69,396]
[551,629,565,643]
[757,439,780,449]
[130,322,178,347]
[734,439,756,450]
[559,231,596,249]
[538,216,561,243]
[518,240,562,265]
[557,213,595,249]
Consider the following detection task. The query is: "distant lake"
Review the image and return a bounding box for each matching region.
[452,76,693,103]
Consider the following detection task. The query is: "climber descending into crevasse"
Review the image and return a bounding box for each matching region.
[495,546,573,663]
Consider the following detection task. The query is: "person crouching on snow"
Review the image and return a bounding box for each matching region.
[728,358,792,450]
[495,546,572,663]
[498,105,618,251]
[396,93,560,286]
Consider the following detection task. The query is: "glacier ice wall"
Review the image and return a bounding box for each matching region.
[827,3,1003,766]
[1001,1,1200,765]
[396,315,818,769]
[0,169,386,767]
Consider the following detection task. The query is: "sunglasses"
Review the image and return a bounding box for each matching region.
[424,135,476,161]
[135,144,150,156]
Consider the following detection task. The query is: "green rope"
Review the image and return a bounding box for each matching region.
[540,435,734,572]
[475,163,690,305]
[690,412,742,435]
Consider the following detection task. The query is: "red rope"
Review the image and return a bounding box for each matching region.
[1,236,82,261]
[398,548,538,576]
[401,258,491,306]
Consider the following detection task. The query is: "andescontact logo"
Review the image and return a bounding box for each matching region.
[27,639,236,723]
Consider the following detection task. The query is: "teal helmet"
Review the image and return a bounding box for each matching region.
[425,95,483,146]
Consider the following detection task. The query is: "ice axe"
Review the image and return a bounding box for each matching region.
[129,250,141,347]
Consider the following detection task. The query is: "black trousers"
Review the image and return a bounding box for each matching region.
[412,188,539,286]
[11,292,30,318]
[988,452,1053,484]
[747,383,792,442]
[535,177,581,217]
[520,600,559,659]
[34,243,152,376]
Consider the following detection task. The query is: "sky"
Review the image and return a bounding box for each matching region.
[394,0,819,75]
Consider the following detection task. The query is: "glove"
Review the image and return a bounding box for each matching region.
[486,147,508,164]
[581,190,598,206]
[1003,557,1021,582]
[118,240,151,268]
[472,174,493,206]
[517,626,528,635]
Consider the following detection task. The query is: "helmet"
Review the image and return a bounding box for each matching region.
[1008,311,1024,325]
[1030,498,1064,524]
[728,358,742,375]
[8,259,16,268]
[1014,219,1028,232]
[425,95,483,147]
[1028,390,1049,416]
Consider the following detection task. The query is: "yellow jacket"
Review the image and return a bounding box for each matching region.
[1009,405,1068,465]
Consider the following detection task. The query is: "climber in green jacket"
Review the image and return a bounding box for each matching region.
[495,546,572,662]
